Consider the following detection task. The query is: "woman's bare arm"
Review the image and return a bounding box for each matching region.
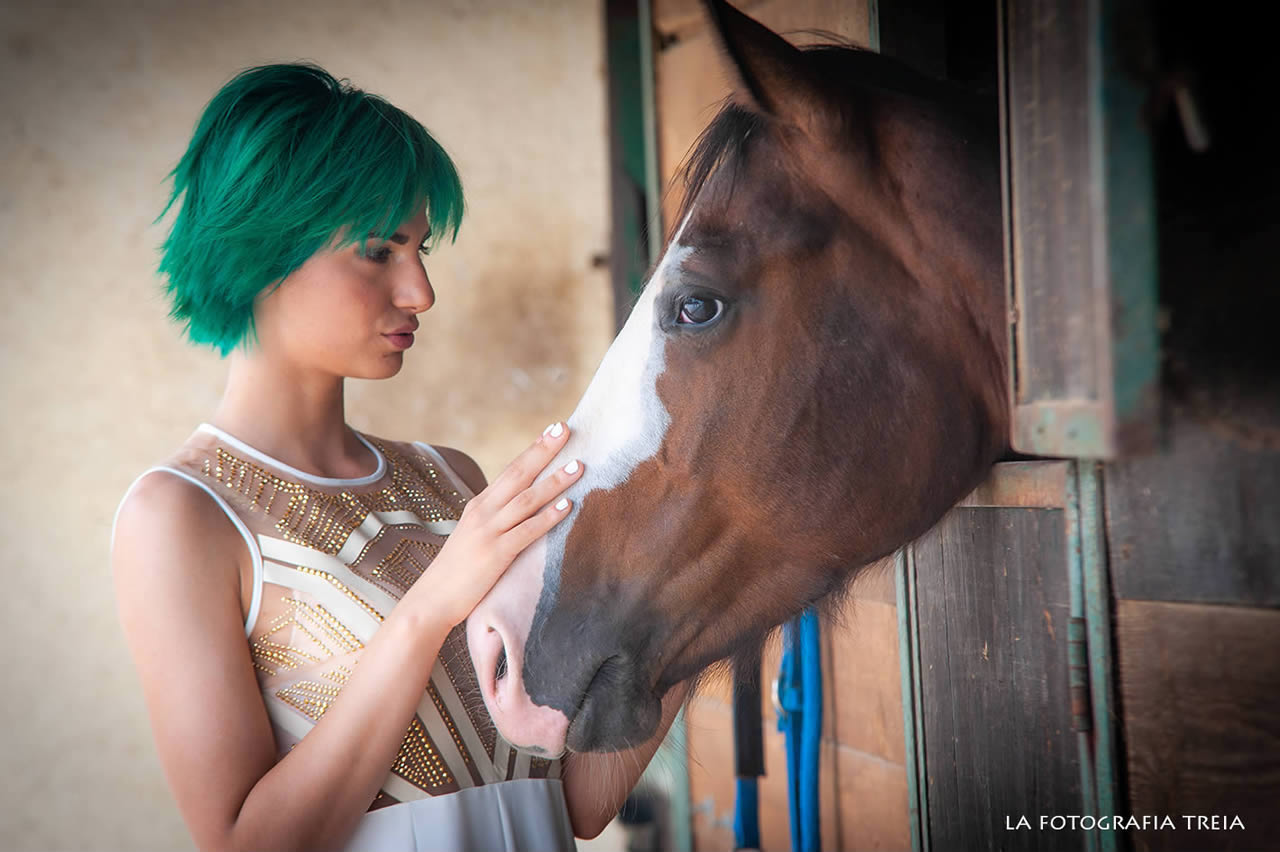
[113,426,581,852]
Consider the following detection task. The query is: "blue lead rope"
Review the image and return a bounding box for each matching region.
[733,777,760,849]
[777,608,823,852]
[730,608,822,851]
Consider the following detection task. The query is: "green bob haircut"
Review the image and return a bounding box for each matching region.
[156,63,464,355]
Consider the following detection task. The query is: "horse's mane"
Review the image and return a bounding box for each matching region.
[672,43,994,230]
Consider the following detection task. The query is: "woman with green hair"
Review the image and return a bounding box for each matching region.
[111,63,654,850]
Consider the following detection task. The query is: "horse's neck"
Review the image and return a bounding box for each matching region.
[883,102,1010,435]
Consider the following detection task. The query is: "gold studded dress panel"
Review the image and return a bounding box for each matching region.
[165,425,560,809]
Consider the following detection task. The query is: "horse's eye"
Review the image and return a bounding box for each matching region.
[677,295,723,326]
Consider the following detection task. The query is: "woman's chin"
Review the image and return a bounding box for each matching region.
[345,352,405,381]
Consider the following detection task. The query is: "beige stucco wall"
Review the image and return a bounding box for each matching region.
[0,1,612,848]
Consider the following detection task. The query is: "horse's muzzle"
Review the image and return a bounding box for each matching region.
[562,652,663,752]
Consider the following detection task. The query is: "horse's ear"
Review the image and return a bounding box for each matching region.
[701,0,824,131]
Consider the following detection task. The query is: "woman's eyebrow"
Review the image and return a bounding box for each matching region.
[368,229,433,245]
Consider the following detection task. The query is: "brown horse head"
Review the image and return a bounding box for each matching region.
[466,0,1009,755]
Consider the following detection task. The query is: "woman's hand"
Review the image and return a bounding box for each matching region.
[416,421,581,626]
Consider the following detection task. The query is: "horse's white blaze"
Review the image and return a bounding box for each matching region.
[468,216,695,732]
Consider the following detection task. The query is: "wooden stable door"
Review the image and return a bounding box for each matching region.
[897,461,1116,852]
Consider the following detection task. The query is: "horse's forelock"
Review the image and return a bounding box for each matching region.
[674,102,764,229]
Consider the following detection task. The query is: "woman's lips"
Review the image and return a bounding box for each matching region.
[385,332,414,350]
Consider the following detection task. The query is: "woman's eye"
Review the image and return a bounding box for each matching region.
[418,245,431,258]
[677,295,723,326]
[363,245,392,263]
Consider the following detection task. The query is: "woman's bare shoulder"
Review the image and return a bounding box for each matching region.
[112,470,246,590]
[115,469,229,538]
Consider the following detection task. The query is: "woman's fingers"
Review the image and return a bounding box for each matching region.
[482,422,571,507]
[505,496,575,557]
[419,422,583,623]
[493,456,584,533]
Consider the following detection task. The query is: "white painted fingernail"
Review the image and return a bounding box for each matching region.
[549,422,564,438]
[543,423,556,436]
[563,460,579,475]
[555,498,569,511]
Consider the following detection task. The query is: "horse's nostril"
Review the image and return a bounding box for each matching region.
[495,646,508,683]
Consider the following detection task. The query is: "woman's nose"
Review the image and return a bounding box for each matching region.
[399,264,435,313]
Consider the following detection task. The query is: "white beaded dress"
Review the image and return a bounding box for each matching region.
[116,423,576,851]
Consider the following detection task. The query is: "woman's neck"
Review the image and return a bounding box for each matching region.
[209,350,378,481]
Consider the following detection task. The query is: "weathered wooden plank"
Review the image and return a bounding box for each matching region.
[654,0,769,39]
[914,506,1082,851]
[685,696,846,851]
[1105,416,1280,607]
[850,555,898,604]
[1002,0,1160,457]
[750,0,871,47]
[653,22,733,233]
[1005,0,1098,405]
[828,599,907,764]
[685,697,740,852]
[832,743,911,852]
[959,460,1071,509]
[656,0,869,43]
[1116,600,1280,852]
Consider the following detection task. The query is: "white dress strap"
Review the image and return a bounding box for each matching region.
[111,466,264,637]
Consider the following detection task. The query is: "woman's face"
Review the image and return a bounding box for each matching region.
[251,208,436,379]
